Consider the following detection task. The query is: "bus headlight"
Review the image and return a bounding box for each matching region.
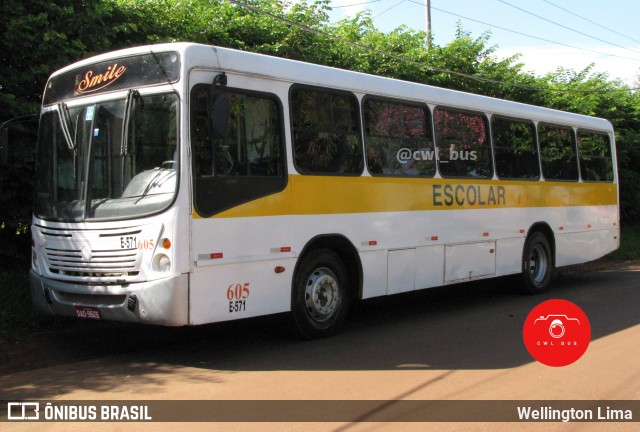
[154,254,171,272]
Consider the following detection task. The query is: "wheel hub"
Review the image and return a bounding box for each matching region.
[304,267,340,323]
[529,244,548,284]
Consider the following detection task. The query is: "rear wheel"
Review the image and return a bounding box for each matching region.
[521,231,553,293]
[291,249,350,339]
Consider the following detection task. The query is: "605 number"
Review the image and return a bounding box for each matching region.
[227,283,250,301]
[120,236,155,250]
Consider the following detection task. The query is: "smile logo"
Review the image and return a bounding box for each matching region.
[76,63,127,94]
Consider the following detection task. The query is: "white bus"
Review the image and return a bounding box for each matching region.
[29,43,619,337]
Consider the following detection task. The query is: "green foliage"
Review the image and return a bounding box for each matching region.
[0,120,36,269]
[1,0,131,270]
[113,0,334,61]
[616,129,640,222]
[0,270,38,339]
[606,224,640,260]
[0,0,133,118]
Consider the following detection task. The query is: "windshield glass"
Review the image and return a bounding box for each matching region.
[34,93,179,221]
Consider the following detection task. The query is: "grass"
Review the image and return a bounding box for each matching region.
[606,224,640,260]
[0,270,41,340]
[0,268,72,343]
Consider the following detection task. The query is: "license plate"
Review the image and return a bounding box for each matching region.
[75,306,102,320]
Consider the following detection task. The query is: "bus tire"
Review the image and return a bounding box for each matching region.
[521,231,553,293]
[291,248,350,339]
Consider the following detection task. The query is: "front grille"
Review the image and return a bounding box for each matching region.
[35,223,153,282]
[46,247,140,278]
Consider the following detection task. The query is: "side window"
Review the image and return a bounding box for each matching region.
[539,124,578,181]
[578,131,614,182]
[190,85,286,217]
[434,107,493,178]
[492,117,539,180]
[364,97,435,177]
[290,86,363,175]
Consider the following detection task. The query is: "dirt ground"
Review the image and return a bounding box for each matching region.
[1,258,636,375]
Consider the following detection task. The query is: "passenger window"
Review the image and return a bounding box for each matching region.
[364,97,435,177]
[290,86,363,175]
[578,131,614,182]
[190,85,286,217]
[492,117,539,180]
[539,124,578,181]
[434,107,493,178]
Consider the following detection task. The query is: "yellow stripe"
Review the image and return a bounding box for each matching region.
[194,175,618,219]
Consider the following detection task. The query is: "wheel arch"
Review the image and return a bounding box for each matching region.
[293,234,363,303]
[526,222,556,267]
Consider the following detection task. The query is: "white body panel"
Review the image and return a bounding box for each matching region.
[188,205,618,324]
[445,242,496,282]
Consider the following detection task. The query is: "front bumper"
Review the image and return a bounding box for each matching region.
[30,270,189,326]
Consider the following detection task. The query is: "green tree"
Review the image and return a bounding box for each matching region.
[0,0,133,269]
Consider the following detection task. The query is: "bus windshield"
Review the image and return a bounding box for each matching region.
[34,92,179,221]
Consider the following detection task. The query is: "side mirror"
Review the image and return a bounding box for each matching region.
[210,72,229,139]
[210,92,229,139]
[0,114,38,165]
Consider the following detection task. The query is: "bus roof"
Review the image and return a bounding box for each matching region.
[51,42,613,133]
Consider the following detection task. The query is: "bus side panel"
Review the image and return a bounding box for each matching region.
[388,248,416,294]
[415,245,445,290]
[444,242,496,283]
[189,258,295,325]
[190,213,293,325]
[495,237,525,277]
[555,228,620,267]
[360,250,388,299]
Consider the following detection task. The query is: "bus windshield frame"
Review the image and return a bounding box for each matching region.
[33,91,180,222]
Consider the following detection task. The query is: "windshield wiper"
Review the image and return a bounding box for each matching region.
[56,103,75,150]
[133,169,175,205]
[121,90,143,192]
[120,89,143,157]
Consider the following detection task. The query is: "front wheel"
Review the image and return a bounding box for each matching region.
[291,249,350,339]
[521,232,553,293]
